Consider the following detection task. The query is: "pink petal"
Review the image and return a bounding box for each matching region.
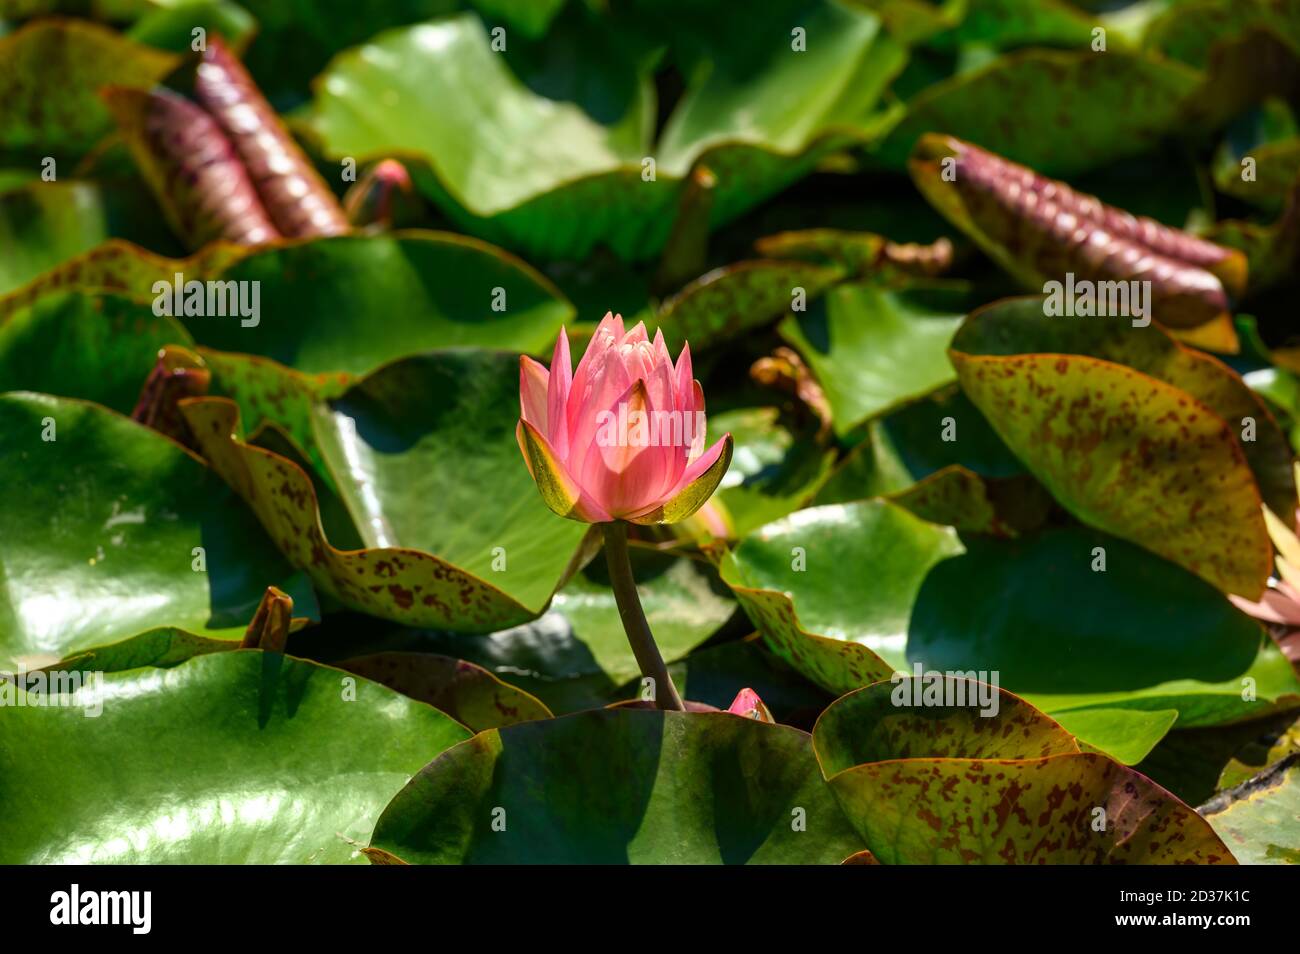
[547,327,572,459]
[516,419,613,523]
[566,346,631,481]
[568,312,621,439]
[674,341,693,414]
[581,379,679,517]
[519,356,549,435]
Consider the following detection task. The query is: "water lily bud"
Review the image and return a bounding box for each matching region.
[516,313,732,524]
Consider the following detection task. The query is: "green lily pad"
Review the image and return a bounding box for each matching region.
[181,232,575,374]
[0,19,178,162]
[1202,755,1300,864]
[720,501,963,695]
[0,392,316,670]
[367,708,863,863]
[0,650,470,863]
[952,297,1296,520]
[309,8,902,261]
[180,350,594,632]
[1053,707,1180,765]
[780,283,964,436]
[909,527,1265,695]
[951,349,1272,598]
[886,465,1053,537]
[877,50,1201,176]
[0,183,111,296]
[1028,641,1300,731]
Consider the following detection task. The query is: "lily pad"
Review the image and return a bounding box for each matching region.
[0,19,178,161]
[877,49,1201,176]
[180,232,575,374]
[953,297,1296,519]
[0,650,470,863]
[367,708,863,864]
[180,350,594,632]
[0,392,316,670]
[950,349,1272,598]
[0,291,192,415]
[780,283,964,435]
[720,501,963,695]
[337,652,554,730]
[1201,755,1300,864]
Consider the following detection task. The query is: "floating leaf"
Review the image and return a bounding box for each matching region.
[0,19,178,161]
[720,501,962,695]
[780,283,964,435]
[338,652,553,731]
[179,232,574,374]
[813,677,1080,777]
[953,296,1295,520]
[886,465,1053,537]
[1202,755,1300,864]
[180,351,594,631]
[950,350,1271,598]
[0,651,470,863]
[878,50,1202,177]
[0,392,316,670]
[367,709,863,864]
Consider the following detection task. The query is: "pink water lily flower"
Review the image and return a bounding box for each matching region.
[517,313,733,524]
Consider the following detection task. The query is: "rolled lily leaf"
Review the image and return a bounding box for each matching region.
[102,85,282,248]
[910,134,1247,328]
[194,37,350,238]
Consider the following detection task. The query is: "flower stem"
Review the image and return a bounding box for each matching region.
[603,521,686,712]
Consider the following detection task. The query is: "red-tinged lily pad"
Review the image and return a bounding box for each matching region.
[179,350,596,632]
[950,350,1272,598]
[337,652,554,731]
[366,708,864,864]
[0,392,317,671]
[953,296,1296,520]
[812,677,1081,778]
[829,752,1234,864]
[812,677,1233,863]
[0,650,470,863]
[0,19,179,161]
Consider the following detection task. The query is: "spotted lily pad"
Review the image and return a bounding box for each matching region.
[950,349,1272,598]
[813,678,1235,863]
[180,350,594,632]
